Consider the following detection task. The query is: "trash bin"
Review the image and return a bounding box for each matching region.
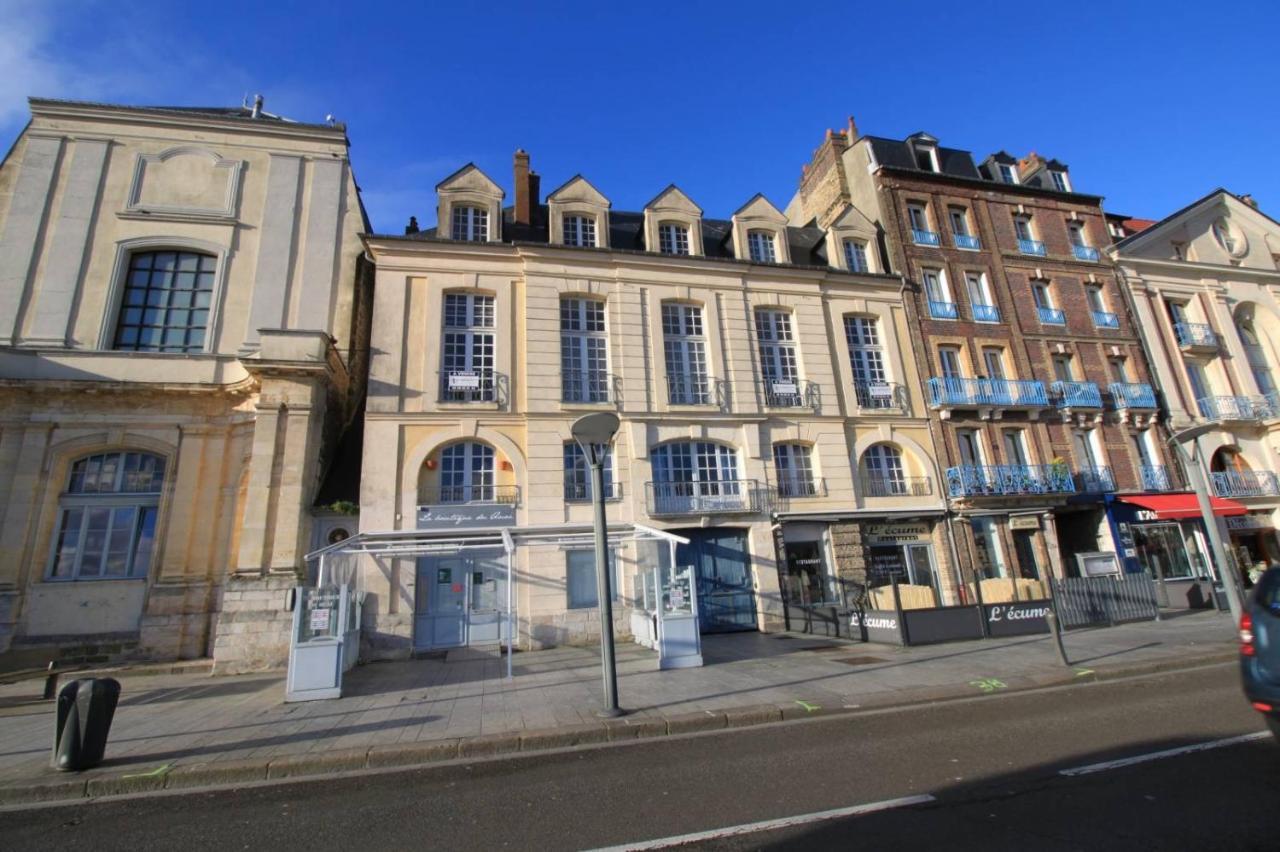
[51,678,121,772]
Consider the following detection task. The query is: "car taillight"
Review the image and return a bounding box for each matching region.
[1241,612,1256,657]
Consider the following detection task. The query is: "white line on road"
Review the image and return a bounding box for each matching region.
[584,794,936,851]
[1059,731,1272,777]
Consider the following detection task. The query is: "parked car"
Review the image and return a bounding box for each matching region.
[1240,566,1280,740]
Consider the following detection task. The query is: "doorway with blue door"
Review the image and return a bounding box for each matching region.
[414,549,507,650]
[674,528,758,632]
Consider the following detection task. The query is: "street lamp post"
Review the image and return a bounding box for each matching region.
[1167,425,1243,623]
[571,412,623,718]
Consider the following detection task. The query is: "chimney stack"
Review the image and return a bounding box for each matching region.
[1241,193,1259,209]
[846,115,859,140]
[514,149,536,225]
[251,94,264,119]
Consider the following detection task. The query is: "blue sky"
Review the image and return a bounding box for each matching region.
[3,0,1278,233]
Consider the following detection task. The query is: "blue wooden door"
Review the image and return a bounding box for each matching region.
[677,529,757,633]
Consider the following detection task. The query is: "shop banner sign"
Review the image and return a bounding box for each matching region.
[984,602,1051,637]
[1226,514,1274,532]
[849,609,903,644]
[864,523,930,545]
[1009,516,1041,531]
[418,503,516,530]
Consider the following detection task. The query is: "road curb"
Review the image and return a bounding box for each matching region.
[0,650,1238,807]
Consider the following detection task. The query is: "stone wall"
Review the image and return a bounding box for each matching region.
[210,575,297,673]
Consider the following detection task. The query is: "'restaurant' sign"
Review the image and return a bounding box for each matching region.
[864,523,930,545]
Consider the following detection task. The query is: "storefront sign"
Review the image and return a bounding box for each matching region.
[864,523,930,544]
[1009,516,1041,531]
[1226,514,1274,532]
[849,610,903,644]
[983,602,1051,637]
[418,503,516,529]
[447,371,480,390]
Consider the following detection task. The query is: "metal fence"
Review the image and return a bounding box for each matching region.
[1052,572,1159,628]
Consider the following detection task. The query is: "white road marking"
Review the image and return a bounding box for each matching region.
[1059,731,1272,777]
[584,794,936,851]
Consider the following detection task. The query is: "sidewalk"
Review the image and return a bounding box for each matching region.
[0,611,1237,804]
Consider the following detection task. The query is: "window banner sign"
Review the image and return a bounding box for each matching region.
[447,371,481,390]
[864,523,930,545]
[983,601,1052,637]
[417,503,516,530]
[848,609,904,645]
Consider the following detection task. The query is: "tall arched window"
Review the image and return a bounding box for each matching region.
[114,250,216,352]
[49,451,166,580]
[862,444,910,496]
[773,443,817,497]
[1236,315,1278,398]
[439,442,496,503]
[649,441,742,514]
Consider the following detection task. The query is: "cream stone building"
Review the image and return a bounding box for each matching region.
[0,98,370,671]
[357,152,949,657]
[1110,189,1280,582]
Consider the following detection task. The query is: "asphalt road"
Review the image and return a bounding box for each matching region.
[2,662,1276,851]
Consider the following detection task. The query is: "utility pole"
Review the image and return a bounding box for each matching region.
[1168,426,1243,624]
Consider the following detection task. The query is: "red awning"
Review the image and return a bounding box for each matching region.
[1119,494,1248,520]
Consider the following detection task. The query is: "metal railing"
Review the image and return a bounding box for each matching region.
[1053,573,1159,628]
[439,369,501,403]
[853,380,909,411]
[646,480,763,515]
[1051,380,1102,409]
[928,300,958,319]
[666,372,713,405]
[776,477,826,499]
[913,229,941,246]
[1211,470,1280,498]
[861,475,933,497]
[1037,305,1066,325]
[1018,238,1047,256]
[972,303,1001,323]
[1174,321,1217,349]
[1110,382,1157,409]
[1076,466,1116,493]
[1072,245,1100,262]
[763,378,818,409]
[928,377,1049,408]
[1092,310,1119,329]
[423,484,520,505]
[1197,394,1280,421]
[564,480,622,502]
[945,464,1075,497]
[1141,465,1174,492]
[561,370,613,404]
[954,234,981,250]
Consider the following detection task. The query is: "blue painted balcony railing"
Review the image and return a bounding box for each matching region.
[1018,238,1047,256]
[972,303,1001,323]
[1141,465,1174,492]
[946,464,1076,497]
[1110,382,1157,410]
[1038,306,1066,325]
[928,377,1049,408]
[913,229,941,246]
[1072,245,1100,262]
[1051,380,1102,409]
[1211,470,1280,498]
[1197,395,1280,421]
[928,300,959,319]
[954,234,981,250]
[1076,467,1116,493]
[1174,322,1217,349]
[1092,310,1120,329]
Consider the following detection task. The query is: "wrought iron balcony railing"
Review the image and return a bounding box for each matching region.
[1051,380,1102,409]
[928,377,1049,408]
[776,477,827,499]
[913,229,941,247]
[853,380,909,412]
[1211,470,1280,498]
[1076,466,1116,493]
[422,484,520,505]
[1110,382,1157,410]
[1141,465,1174,492]
[861,475,933,497]
[954,234,981,250]
[1092,310,1120,329]
[928,299,958,319]
[1018,238,1047,256]
[439,368,503,404]
[564,480,623,502]
[1174,322,1217,349]
[561,369,614,404]
[1038,306,1066,325]
[666,372,713,405]
[1072,245,1100,262]
[763,378,819,409]
[972,303,1001,323]
[946,464,1076,497]
[646,479,764,516]
[1197,394,1280,421]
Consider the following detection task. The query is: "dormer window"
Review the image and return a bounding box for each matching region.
[915,147,939,172]
[563,214,597,248]
[452,206,488,241]
[843,239,869,273]
[658,223,690,255]
[1172,241,1188,260]
[747,230,777,263]
[1050,171,1071,193]
[998,163,1018,185]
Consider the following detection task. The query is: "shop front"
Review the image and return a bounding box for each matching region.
[1225,512,1280,586]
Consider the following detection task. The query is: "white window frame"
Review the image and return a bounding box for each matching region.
[948,207,970,237]
[451,205,489,241]
[843,239,870,273]
[662,302,709,404]
[747,230,777,263]
[1050,170,1071,193]
[562,214,597,248]
[908,204,931,232]
[773,443,817,497]
[998,163,1018,185]
[441,293,496,401]
[438,442,496,503]
[563,442,616,501]
[1014,215,1035,242]
[658,222,691,255]
[560,297,609,403]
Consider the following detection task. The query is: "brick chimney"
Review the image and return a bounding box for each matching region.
[514,149,539,226]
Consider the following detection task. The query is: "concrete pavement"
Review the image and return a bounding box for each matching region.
[0,611,1238,805]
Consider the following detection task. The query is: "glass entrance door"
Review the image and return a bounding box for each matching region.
[466,549,506,645]
[416,556,468,649]
[677,529,757,633]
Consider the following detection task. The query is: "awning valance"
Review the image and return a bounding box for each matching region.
[1118,493,1247,520]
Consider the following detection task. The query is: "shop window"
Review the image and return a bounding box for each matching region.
[971,517,1007,580]
[565,549,619,608]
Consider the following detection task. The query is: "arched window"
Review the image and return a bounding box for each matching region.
[649,441,743,514]
[439,442,496,503]
[49,451,166,580]
[1236,315,1278,397]
[114,250,216,352]
[563,442,616,501]
[862,444,909,496]
[773,443,817,497]
[747,230,777,263]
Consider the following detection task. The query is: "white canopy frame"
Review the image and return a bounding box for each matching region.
[304,523,689,679]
